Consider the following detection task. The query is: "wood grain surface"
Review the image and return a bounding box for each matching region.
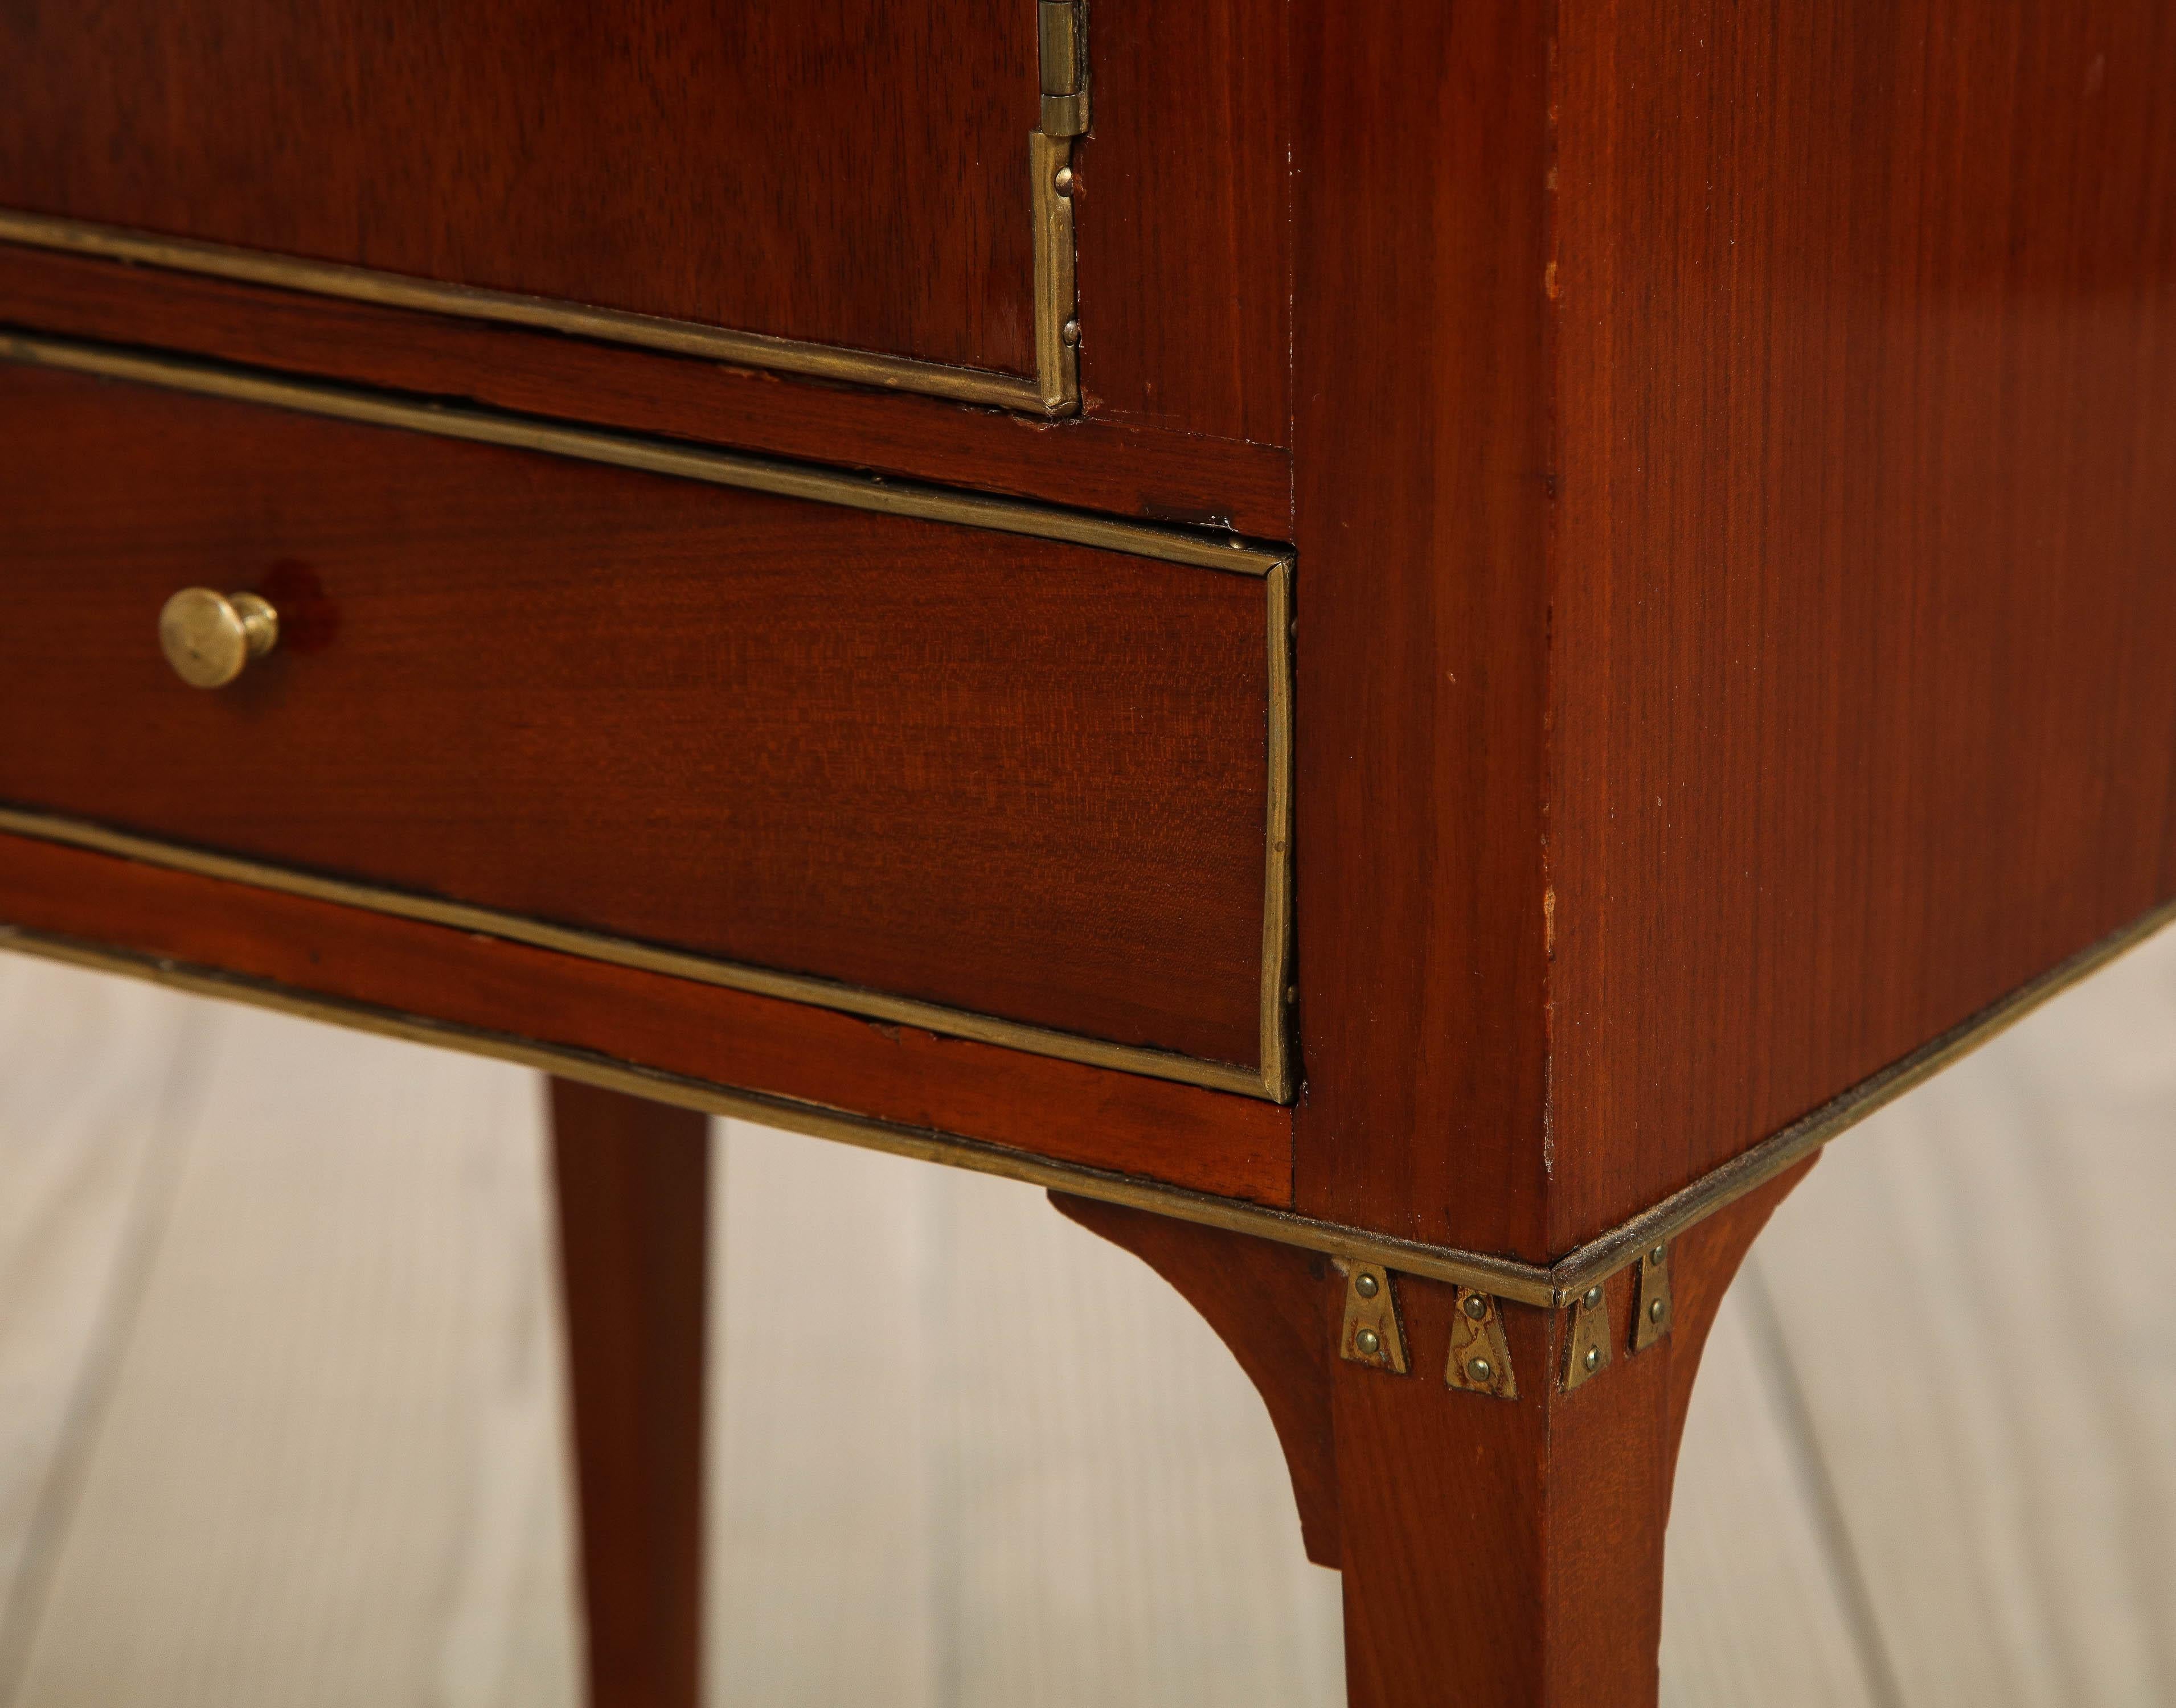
[1327,1171,1810,1708]
[549,1081,708,1708]
[2,933,2173,1705]
[1288,0,1555,1255]
[0,0,1039,377]
[0,361,1274,1071]
[1075,0,1290,445]
[0,830,1295,1205]
[1544,0,2176,1245]
[0,245,1294,540]
[0,0,1292,450]
[1047,1195,1342,1566]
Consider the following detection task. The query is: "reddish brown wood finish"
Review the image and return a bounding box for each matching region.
[1289,0,1555,1256]
[0,242,1294,539]
[0,0,1037,376]
[1544,0,2176,1245]
[1076,0,1291,446]
[1291,0,2176,1268]
[551,1078,709,1708]
[0,0,1291,449]
[0,831,1294,1204]
[1066,1165,1812,1707]
[0,362,1273,1069]
[1048,1192,1341,1566]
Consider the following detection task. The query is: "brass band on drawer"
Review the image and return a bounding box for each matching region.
[0,332,1280,575]
[9,895,2169,1306]
[0,208,1074,415]
[0,333,1294,1101]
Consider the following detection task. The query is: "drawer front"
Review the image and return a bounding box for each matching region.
[0,342,1290,1097]
[0,0,1290,440]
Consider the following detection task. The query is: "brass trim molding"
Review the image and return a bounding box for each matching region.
[1547,892,2176,1295]
[0,334,1293,1100]
[4,900,2165,1307]
[0,332,1268,573]
[0,112,1089,416]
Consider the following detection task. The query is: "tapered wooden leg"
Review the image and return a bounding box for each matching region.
[549,1078,710,1708]
[1055,1156,1814,1708]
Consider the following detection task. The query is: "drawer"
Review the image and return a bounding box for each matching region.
[0,0,1290,442]
[0,339,1291,1098]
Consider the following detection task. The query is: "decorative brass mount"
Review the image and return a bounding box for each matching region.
[1630,1242,1674,1353]
[1562,1284,1614,1391]
[1338,1263,1408,1373]
[1445,1288,1519,1399]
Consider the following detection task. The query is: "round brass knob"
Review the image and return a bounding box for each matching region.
[158,588,281,689]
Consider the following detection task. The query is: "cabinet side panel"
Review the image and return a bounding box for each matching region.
[1549,0,2176,1244]
[1290,3,1554,1255]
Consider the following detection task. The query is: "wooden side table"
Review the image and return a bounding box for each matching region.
[2,4,2170,1702]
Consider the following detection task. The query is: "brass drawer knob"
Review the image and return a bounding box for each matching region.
[158,588,280,689]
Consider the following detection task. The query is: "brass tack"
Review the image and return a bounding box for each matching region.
[1462,1294,1487,1321]
[1583,1346,1601,1373]
[1355,1328,1382,1356]
[1583,1286,1604,1309]
[1054,165,1075,195]
[1467,1357,1493,1383]
[1649,1245,1666,1266]
[1354,1272,1380,1299]
[1060,318,1081,346]
[1649,1298,1666,1323]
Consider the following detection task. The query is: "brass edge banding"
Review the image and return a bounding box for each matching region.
[0,210,1059,415]
[3,897,2169,1303]
[0,925,1558,1299]
[0,804,1269,1100]
[0,334,1293,1099]
[1544,893,2176,1298]
[0,333,1270,575]
[1259,562,1296,1100]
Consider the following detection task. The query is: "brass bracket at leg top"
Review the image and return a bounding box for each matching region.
[1337,1262,1409,1373]
[1445,1288,1518,1399]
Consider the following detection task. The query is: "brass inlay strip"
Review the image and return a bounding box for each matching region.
[0,805,1272,1101]
[1,898,2169,1303]
[1544,894,2176,1296]
[0,927,1561,1298]
[0,334,1291,1099]
[0,332,1273,573]
[0,209,1069,414]
[1259,562,1296,1100]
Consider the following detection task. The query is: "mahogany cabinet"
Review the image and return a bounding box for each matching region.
[2,4,2171,1703]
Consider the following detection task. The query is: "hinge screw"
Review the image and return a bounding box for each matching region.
[1649,1297,1666,1323]
[1060,318,1081,346]
[1582,1286,1604,1309]
[1583,1346,1601,1373]
[1462,1294,1487,1321]
[1355,1328,1382,1356]
[1354,1272,1379,1299]
[1466,1357,1493,1383]
[1054,165,1075,195]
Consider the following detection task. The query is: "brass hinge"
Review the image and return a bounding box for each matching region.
[1037,0,1092,137]
[1030,0,1088,414]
